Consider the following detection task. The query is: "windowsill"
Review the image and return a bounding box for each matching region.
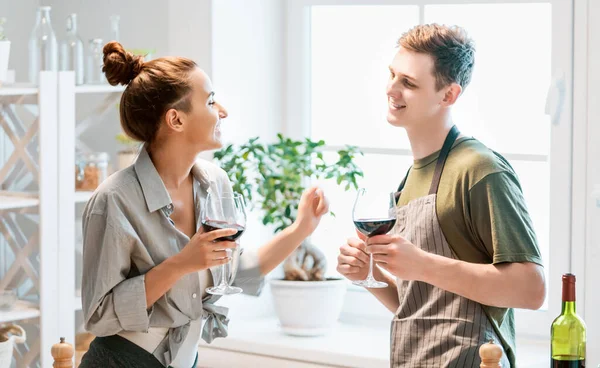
[199,316,550,367]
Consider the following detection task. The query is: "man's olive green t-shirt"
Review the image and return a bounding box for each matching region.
[396,136,543,367]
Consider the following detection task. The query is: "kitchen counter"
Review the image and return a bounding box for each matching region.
[197,317,550,367]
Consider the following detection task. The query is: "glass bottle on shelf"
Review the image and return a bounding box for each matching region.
[59,14,84,85]
[28,6,58,85]
[86,39,106,84]
[110,15,120,42]
[75,152,109,191]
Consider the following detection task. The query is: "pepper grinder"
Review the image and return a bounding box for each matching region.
[51,337,74,368]
[479,339,503,368]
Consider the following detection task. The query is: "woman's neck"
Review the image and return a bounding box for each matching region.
[148,140,197,191]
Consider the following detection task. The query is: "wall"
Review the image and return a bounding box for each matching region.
[211,0,284,145]
[167,0,213,75]
[583,0,600,364]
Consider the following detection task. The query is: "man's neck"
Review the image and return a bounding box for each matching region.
[405,117,454,160]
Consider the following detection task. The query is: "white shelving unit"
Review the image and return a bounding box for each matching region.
[0,72,60,367]
[74,84,125,95]
[0,72,124,367]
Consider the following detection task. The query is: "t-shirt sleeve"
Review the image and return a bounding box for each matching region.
[468,171,544,266]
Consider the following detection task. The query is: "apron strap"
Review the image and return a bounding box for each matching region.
[395,167,412,202]
[429,125,460,195]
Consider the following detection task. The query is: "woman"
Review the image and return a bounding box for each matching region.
[80,42,329,368]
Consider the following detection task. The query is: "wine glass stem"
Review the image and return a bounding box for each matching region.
[368,252,375,279]
[219,264,228,287]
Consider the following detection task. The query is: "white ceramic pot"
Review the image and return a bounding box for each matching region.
[270,279,347,336]
[0,324,26,368]
[0,41,11,84]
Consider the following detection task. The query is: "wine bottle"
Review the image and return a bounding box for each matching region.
[551,273,586,367]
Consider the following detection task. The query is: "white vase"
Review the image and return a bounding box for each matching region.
[0,41,10,84]
[0,324,26,368]
[270,279,346,336]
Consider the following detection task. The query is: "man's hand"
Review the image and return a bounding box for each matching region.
[337,237,370,281]
[366,233,427,280]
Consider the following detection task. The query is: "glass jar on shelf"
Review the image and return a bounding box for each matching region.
[59,14,84,85]
[75,152,109,191]
[28,6,58,84]
[110,15,120,42]
[86,38,106,84]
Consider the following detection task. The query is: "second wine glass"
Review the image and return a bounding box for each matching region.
[352,188,396,288]
[202,191,247,295]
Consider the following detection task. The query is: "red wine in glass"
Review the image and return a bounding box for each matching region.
[202,220,245,241]
[354,218,396,238]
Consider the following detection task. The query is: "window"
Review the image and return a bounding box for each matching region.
[287,0,573,339]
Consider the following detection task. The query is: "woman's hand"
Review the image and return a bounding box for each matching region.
[293,186,329,238]
[255,186,329,275]
[175,228,238,274]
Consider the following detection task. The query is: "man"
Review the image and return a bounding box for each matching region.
[337,24,545,367]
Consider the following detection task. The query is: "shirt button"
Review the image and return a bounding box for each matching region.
[192,293,197,299]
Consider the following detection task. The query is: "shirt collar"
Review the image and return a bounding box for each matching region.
[134,145,212,213]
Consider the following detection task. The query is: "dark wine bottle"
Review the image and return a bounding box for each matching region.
[551,273,586,367]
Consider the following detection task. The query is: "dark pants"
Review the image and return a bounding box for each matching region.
[79,335,198,368]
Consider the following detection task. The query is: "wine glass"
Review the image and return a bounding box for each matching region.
[352,188,396,288]
[202,191,247,295]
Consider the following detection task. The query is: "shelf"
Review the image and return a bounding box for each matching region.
[0,191,93,209]
[0,84,38,97]
[0,300,40,323]
[74,191,94,204]
[0,194,40,211]
[75,84,125,94]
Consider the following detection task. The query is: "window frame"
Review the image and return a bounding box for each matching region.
[285,0,575,339]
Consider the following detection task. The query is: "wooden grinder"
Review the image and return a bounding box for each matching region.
[51,337,74,368]
[479,339,503,368]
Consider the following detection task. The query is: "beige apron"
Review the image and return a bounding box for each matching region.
[390,126,510,367]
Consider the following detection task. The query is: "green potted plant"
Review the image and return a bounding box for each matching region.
[0,18,11,84]
[115,132,140,170]
[213,134,363,336]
